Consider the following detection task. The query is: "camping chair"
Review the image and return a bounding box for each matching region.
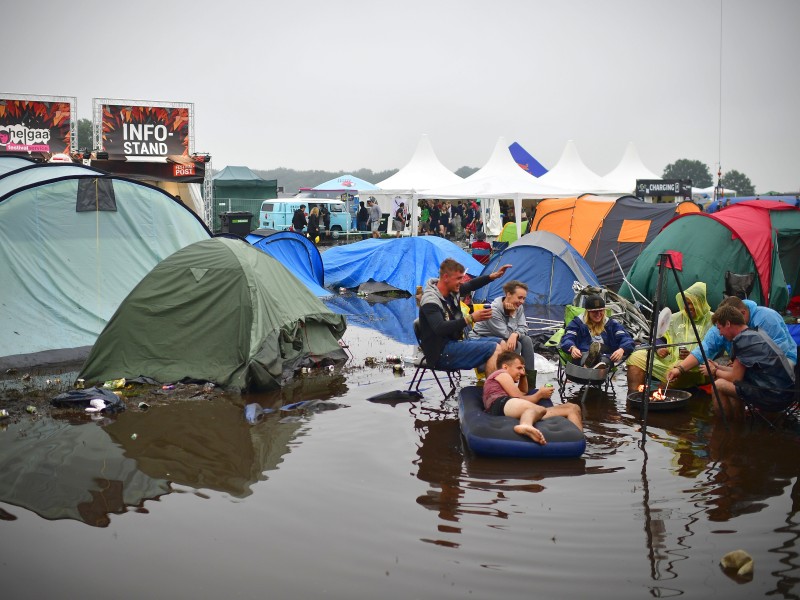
[544,305,618,403]
[407,319,461,398]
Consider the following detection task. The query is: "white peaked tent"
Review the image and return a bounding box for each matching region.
[600,142,661,194]
[419,137,578,238]
[370,134,463,235]
[537,140,610,195]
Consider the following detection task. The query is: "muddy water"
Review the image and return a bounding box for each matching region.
[1,302,800,599]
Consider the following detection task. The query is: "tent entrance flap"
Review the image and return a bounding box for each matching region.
[77,178,117,211]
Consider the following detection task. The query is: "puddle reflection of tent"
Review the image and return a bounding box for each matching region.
[104,399,304,498]
[0,419,170,527]
[325,295,418,345]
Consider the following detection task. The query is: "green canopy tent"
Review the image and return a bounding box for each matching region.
[78,237,348,391]
[212,165,277,231]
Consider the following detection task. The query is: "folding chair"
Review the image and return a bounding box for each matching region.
[545,305,618,402]
[407,319,460,398]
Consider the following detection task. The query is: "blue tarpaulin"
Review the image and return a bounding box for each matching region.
[246,229,330,297]
[325,295,417,345]
[323,237,484,295]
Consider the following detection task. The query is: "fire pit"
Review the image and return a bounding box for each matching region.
[626,388,692,411]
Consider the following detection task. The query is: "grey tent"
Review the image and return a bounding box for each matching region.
[78,237,348,391]
[0,167,211,369]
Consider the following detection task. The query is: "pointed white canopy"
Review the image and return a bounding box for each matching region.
[420,137,577,199]
[537,140,610,194]
[417,137,578,239]
[374,134,463,192]
[600,142,660,194]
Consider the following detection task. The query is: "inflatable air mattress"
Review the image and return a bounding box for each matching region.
[459,385,586,458]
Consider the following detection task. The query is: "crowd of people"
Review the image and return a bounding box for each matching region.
[418,255,797,444]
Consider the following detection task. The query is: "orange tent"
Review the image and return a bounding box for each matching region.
[530,194,685,288]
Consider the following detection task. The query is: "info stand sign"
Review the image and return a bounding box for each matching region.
[636,179,692,202]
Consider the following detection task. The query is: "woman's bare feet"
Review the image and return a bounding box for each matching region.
[514,424,546,444]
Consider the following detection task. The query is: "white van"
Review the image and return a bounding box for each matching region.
[258,199,350,233]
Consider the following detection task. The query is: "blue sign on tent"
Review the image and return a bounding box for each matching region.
[312,174,379,191]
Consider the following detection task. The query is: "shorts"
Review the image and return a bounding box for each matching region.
[370,221,379,232]
[734,381,795,412]
[436,338,500,371]
[487,396,511,416]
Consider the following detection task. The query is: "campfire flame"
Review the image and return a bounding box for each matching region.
[636,384,667,401]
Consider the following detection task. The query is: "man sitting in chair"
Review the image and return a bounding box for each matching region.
[418,258,512,375]
[681,303,796,419]
[559,294,635,370]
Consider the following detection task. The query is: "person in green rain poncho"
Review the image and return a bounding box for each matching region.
[626,281,714,392]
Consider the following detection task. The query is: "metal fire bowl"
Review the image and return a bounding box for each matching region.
[564,361,608,384]
[626,389,692,411]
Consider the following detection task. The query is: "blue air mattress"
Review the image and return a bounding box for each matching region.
[459,385,586,458]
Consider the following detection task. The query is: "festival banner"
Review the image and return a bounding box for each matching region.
[100,103,191,157]
[0,96,74,154]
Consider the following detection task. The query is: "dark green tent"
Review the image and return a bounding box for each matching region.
[213,165,277,200]
[79,237,347,390]
[620,201,800,312]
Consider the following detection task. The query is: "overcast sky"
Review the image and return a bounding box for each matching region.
[9,0,800,192]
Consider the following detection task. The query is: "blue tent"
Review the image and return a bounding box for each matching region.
[323,237,484,295]
[245,229,329,297]
[0,155,37,176]
[312,174,379,191]
[471,231,599,306]
[508,142,548,177]
[325,295,417,345]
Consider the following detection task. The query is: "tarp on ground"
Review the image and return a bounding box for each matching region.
[530,194,682,289]
[0,171,211,369]
[620,201,800,312]
[246,228,329,297]
[325,295,417,345]
[323,236,484,295]
[78,237,348,391]
[471,231,600,306]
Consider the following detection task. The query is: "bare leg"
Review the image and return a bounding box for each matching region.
[513,406,547,444]
[626,364,647,392]
[712,379,745,420]
[483,343,503,377]
[542,403,583,430]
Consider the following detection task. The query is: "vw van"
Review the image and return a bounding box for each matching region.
[258,199,350,233]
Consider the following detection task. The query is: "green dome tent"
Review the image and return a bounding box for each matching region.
[79,237,348,391]
[620,201,800,312]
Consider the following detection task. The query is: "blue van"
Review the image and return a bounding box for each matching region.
[258,199,350,233]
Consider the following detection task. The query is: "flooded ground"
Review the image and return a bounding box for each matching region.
[2,297,800,599]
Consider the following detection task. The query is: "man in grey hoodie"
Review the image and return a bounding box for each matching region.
[418,258,512,374]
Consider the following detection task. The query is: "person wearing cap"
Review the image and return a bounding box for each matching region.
[470,231,492,264]
[559,294,635,369]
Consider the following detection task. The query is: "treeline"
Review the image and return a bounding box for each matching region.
[250,166,480,194]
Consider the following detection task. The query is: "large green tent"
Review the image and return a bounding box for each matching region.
[620,201,800,312]
[79,237,348,391]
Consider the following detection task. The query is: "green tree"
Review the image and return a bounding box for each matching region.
[77,118,93,152]
[721,169,755,196]
[662,159,712,188]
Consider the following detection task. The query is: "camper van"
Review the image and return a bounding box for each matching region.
[258,199,350,233]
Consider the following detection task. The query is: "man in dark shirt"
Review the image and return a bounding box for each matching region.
[418,258,512,374]
[704,304,795,419]
[292,205,307,232]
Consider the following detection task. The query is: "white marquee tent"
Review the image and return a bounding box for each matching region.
[600,142,661,194]
[537,140,611,195]
[418,137,578,238]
